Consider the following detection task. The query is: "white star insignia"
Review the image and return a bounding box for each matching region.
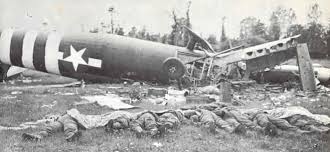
[59,45,103,71]
[62,45,88,71]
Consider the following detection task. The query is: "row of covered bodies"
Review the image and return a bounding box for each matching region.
[22,102,330,141]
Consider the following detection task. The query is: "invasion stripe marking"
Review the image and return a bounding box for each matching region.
[0,29,14,65]
[33,34,48,72]
[10,31,25,67]
[45,32,63,75]
[22,31,38,69]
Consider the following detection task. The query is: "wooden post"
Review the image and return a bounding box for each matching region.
[296,43,316,91]
[219,81,232,102]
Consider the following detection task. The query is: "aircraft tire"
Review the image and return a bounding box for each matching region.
[162,57,186,80]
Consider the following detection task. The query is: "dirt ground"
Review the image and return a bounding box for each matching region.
[1,60,330,152]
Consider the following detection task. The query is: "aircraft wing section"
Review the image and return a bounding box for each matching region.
[213,35,300,67]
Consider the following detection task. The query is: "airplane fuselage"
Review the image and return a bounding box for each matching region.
[0,29,199,82]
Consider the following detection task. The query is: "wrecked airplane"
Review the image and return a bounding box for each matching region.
[0,28,192,82]
[0,27,300,85]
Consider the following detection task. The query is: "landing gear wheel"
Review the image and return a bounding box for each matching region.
[162,57,186,80]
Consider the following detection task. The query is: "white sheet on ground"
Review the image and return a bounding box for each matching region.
[67,109,134,129]
[81,94,136,110]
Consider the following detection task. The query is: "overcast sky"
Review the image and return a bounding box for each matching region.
[0,0,329,38]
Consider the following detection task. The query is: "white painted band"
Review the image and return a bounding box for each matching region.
[45,32,63,75]
[0,29,14,65]
[22,31,38,69]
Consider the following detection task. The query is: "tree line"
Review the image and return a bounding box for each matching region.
[235,3,329,57]
[91,2,330,58]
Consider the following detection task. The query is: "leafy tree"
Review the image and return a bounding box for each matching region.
[148,34,161,42]
[305,23,326,57]
[117,27,124,36]
[241,36,267,47]
[169,1,192,46]
[183,1,192,46]
[137,26,147,39]
[253,22,267,38]
[220,17,227,42]
[168,10,181,45]
[307,3,322,24]
[269,6,297,40]
[89,27,99,33]
[128,26,138,38]
[326,19,330,56]
[161,34,169,44]
[240,17,267,39]
[287,24,304,37]
[305,3,326,57]
[207,34,217,45]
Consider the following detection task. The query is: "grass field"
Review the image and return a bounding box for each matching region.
[1,61,330,152]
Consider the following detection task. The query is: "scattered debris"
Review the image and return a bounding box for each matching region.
[164,93,186,106]
[10,91,23,95]
[1,95,17,99]
[186,95,215,104]
[41,101,58,109]
[80,79,86,88]
[148,88,168,97]
[147,97,166,105]
[132,82,141,86]
[4,81,82,91]
[152,142,163,148]
[231,80,256,86]
[80,94,137,110]
[107,86,123,89]
[198,85,220,95]
[60,92,76,96]
[22,79,32,83]
[168,88,189,96]
[231,80,256,90]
